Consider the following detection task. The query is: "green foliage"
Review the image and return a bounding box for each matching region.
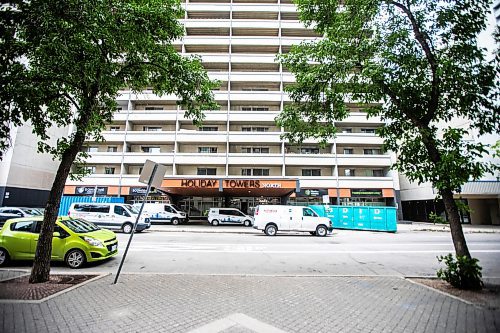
[437,254,483,290]
[0,0,218,159]
[428,212,447,224]
[278,0,499,192]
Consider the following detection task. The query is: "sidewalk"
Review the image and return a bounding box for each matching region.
[1,272,498,333]
[148,221,500,234]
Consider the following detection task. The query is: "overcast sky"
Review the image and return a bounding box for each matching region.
[477,3,498,59]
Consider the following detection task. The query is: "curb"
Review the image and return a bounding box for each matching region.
[404,277,477,307]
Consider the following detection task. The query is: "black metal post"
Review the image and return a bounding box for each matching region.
[113,164,158,284]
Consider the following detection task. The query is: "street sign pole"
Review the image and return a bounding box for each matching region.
[113,164,158,285]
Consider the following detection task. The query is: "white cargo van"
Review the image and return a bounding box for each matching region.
[68,203,151,233]
[253,205,333,236]
[208,208,254,227]
[133,203,188,225]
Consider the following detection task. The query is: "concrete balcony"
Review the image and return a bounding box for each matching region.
[230,54,277,63]
[229,91,282,102]
[227,153,283,165]
[123,153,174,165]
[299,134,384,145]
[338,112,384,125]
[84,152,124,164]
[231,37,280,46]
[113,111,179,122]
[229,111,279,122]
[299,176,395,189]
[102,131,126,143]
[285,154,335,166]
[281,36,319,46]
[175,153,227,165]
[179,111,228,122]
[230,72,282,82]
[183,36,231,45]
[124,131,176,143]
[228,132,282,143]
[176,131,228,143]
[336,154,392,167]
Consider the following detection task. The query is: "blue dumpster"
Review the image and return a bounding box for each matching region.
[353,207,370,230]
[58,196,124,216]
[309,205,397,232]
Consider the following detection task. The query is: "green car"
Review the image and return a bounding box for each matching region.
[0,216,118,269]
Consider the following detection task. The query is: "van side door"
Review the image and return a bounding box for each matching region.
[112,205,130,229]
[288,207,302,231]
[301,207,319,231]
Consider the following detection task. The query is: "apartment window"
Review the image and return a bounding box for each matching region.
[344,169,355,177]
[198,147,218,153]
[364,148,382,155]
[143,126,162,131]
[197,168,217,175]
[341,128,352,133]
[241,127,269,132]
[105,167,115,175]
[141,146,160,153]
[241,169,269,176]
[144,107,164,110]
[83,146,99,153]
[302,169,321,176]
[241,147,270,154]
[241,106,269,111]
[107,146,118,152]
[199,126,218,131]
[372,169,384,177]
[85,166,96,174]
[361,128,376,134]
[300,148,319,154]
[109,126,121,131]
[343,148,354,154]
[241,168,252,176]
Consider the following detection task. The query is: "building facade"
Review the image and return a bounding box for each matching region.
[1,124,68,207]
[63,0,401,219]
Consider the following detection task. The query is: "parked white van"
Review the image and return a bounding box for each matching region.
[253,205,333,236]
[208,208,254,227]
[68,203,151,233]
[133,203,188,225]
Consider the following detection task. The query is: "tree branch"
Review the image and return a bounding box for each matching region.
[389,0,440,124]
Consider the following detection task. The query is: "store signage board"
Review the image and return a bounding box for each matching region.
[351,189,383,197]
[75,186,107,196]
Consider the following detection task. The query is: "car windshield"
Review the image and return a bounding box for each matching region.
[172,205,182,212]
[23,208,43,215]
[61,218,100,233]
[124,204,139,214]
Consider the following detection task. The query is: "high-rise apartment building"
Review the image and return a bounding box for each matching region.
[63,0,401,219]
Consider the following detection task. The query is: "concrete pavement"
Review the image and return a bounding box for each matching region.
[1,272,499,333]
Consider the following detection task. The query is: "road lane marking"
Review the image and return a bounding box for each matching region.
[127,248,500,254]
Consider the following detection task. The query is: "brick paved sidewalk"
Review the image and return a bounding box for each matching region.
[1,274,498,333]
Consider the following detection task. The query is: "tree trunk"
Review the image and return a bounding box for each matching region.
[441,188,471,259]
[29,110,92,283]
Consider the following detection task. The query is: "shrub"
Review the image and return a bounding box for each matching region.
[437,254,483,290]
[429,212,447,224]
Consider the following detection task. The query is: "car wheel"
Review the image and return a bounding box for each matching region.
[65,249,86,269]
[244,220,251,227]
[316,225,327,237]
[265,224,277,236]
[212,220,219,226]
[309,231,316,236]
[171,218,179,225]
[0,248,9,266]
[122,223,133,234]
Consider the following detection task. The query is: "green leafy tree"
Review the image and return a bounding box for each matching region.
[278,0,498,288]
[0,0,217,283]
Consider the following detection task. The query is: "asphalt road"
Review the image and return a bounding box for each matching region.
[18,228,495,277]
